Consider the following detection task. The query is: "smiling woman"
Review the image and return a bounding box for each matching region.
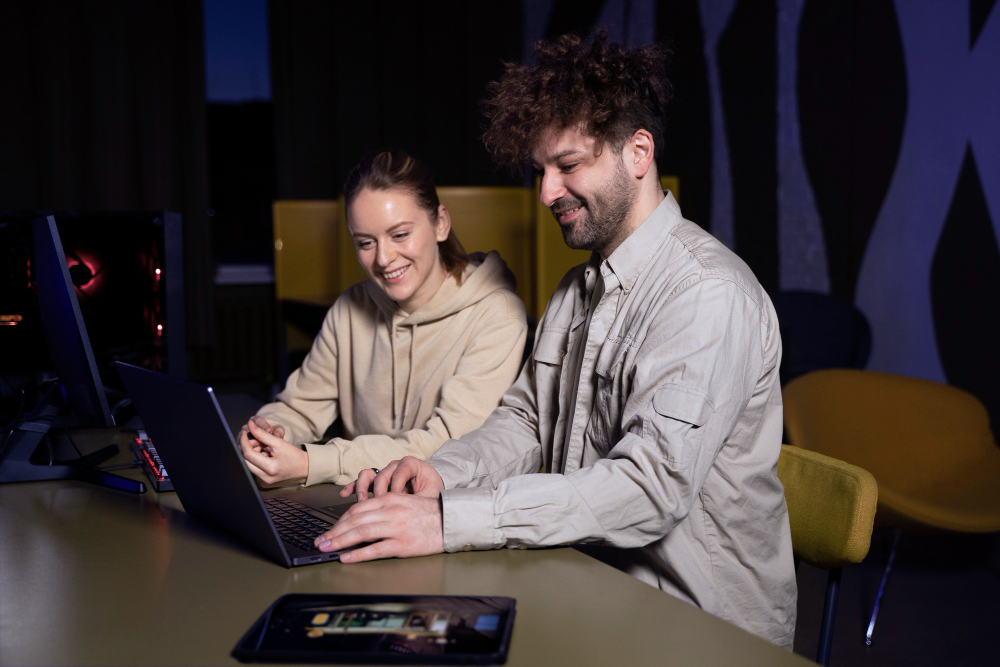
[240,150,528,488]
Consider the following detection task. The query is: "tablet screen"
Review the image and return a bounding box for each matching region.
[235,593,515,665]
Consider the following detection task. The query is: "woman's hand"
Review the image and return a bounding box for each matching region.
[239,417,309,486]
[340,456,444,501]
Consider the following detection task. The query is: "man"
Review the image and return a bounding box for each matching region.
[312,32,797,648]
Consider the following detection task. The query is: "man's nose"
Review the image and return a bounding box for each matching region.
[539,172,566,208]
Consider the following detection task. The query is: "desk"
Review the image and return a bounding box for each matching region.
[1,429,813,666]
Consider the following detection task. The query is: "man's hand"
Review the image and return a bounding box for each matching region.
[315,493,444,563]
[239,417,308,486]
[340,456,444,501]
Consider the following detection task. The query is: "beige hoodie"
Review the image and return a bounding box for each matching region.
[256,250,527,486]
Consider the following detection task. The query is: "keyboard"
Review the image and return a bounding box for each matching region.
[265,497,335,552]
[132,430,173,492]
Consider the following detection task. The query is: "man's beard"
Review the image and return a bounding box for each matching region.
[553,161,635,255]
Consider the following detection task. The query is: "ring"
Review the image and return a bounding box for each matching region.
[370,468,380,475]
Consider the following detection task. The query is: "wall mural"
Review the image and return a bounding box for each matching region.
[527,0,1000,426]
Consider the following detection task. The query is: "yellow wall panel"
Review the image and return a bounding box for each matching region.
[272,200,341,301]
[438,186,536,315]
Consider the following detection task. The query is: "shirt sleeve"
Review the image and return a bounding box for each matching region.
[255,303,341,448]
[437,279,770,552]
[428,298,571,491]
[303,305,529,486]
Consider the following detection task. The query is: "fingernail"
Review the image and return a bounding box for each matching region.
[316,539,330,550]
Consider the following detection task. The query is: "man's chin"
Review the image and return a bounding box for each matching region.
[560,224,593,251]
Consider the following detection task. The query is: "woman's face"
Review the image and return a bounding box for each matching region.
[347,187,451,313]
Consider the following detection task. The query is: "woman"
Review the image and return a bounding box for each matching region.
[239,149,527,487]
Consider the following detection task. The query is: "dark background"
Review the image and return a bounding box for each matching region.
[1,0,998,429]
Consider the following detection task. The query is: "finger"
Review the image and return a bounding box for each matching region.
[373,461,400,497]
[340,480,357,497]
[273,425,285,440]
[389,459,418,494]
[315,518,391,555]
[250,415,274,434]
[248,419,286,449]
[244,458,271,481]
[355,468,377,501]
[244,446,278,476]
[337,539,396,563]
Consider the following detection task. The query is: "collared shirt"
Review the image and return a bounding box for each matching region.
[429,193,797,648]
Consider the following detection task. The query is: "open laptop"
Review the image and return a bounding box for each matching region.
[116,361,354,567]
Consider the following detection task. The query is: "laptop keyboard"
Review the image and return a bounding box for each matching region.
[265,497,335,553]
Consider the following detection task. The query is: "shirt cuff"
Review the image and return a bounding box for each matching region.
[440,486,496,552]
[429,454,472,490]
[302,442,341,486]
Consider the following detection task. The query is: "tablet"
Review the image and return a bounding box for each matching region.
[232,593,516,665]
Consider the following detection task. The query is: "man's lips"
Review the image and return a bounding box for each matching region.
[553,205,584,223]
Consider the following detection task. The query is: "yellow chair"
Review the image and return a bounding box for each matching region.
[778,445,877,665]
[783,369,1000,645]
[272,201,342,372]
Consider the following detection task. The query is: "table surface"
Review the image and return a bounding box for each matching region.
[0,426,813,666]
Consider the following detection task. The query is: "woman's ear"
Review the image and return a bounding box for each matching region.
[435,204,452,242]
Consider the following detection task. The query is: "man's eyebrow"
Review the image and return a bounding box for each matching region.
[536,148,586,164]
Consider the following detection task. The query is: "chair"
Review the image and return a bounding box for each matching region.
[778,445,877,665]
[783,369,1000,645]
[769,290,871,386]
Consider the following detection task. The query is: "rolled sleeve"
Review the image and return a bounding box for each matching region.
[441,486,496,552]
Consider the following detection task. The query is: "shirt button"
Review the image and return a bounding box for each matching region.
[463,544,473,551]
[558,349,566,358]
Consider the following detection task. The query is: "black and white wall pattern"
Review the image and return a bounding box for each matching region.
[525,0,1000,426]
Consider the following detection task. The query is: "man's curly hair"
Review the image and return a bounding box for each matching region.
[482,31,672,171]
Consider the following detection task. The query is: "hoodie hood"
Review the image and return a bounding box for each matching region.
[365,250,517,324]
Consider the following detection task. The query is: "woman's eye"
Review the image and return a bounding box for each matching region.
[356,240,373,250]
[393,232,409,241]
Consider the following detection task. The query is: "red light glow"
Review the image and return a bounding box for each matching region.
[155,268,161,276]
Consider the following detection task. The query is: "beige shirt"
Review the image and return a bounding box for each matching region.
[257,251,527,486]
[429,194,797,648]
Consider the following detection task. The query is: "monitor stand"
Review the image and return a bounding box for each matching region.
[0,386,146,494]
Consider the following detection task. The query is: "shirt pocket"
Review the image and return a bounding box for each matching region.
[649,384,714,469]
[532,328,567,408]
[586,343,629,455]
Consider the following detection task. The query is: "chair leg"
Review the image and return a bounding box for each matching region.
[865,527,902,646]
[816,567,842,666]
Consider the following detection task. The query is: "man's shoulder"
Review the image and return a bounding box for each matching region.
[663,219,767,311]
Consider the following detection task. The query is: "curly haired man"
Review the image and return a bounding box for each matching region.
[316,32,797,648]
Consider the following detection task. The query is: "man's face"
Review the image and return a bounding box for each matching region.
[531,125,637,257]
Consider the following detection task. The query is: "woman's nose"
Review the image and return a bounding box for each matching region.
[376,241,395,268]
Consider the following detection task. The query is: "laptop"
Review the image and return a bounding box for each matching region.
[116,361,354,567]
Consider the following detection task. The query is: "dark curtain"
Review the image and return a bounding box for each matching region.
[269,1,524,199]
[0,0,215,372]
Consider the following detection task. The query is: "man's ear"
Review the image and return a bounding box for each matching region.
[435,204,452,242]
[626,129,656,179]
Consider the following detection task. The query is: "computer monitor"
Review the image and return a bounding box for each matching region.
[32,215,115,428]
[0,216,144,493]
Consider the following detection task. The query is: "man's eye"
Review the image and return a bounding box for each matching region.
[560,163,577,173]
